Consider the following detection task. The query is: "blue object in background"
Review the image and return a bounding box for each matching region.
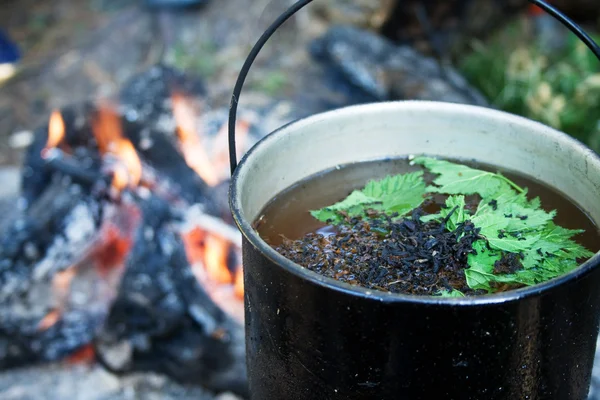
[0,29,20,64]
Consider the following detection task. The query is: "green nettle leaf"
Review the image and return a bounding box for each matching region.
[411,156,523,198]
[465,241,500,291]
[309,156,595,294]
[366,172,427,215]
[310,172,426,224]
[529,196,542,210]
[420,213,440,223]
[475,194,554,231]
[437,289,466,297]
[536,223,593,259]
[519,223,593,270]
[417,157,594,291]
[502,204,556,232]
[310,191,378,225]
[493,257,581,288]
[440,195,469,231]
[521,250,542,270]
[487,234,540,252]
[471,212,509,238]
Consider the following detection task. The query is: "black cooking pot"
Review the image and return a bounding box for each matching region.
[228,1,600,399]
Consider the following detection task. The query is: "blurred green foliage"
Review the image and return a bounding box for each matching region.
[171,41,218,78]
[253,71,289,96]
[460,20,600,153]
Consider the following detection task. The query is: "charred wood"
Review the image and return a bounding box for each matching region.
[21,104,102,206]
[0,178,111,368]
[0,310,101,369]
[43,149,107,188]
[95,195,247,397]
[123,124,220,214]
[119,65,207,136]
[21,127,52,207]
[0,179,103,303]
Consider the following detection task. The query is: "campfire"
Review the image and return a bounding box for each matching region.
[0,67,253,396]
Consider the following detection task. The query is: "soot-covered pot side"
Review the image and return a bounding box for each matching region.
[230,102,600,399]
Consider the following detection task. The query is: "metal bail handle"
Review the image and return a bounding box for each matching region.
[228,0,600,175]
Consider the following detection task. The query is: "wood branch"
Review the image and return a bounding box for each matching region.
[43,148,106,187]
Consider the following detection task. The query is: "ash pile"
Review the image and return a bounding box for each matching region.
[0,66,256,399]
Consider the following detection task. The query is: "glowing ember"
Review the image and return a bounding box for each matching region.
[182,227,244,301]
[37,267,77,331]
[66,344,96,364]
[108,140,142,191]
[171,93,220,187]
[38,309,61,331]
[182,227,205,265]
[92,103,143,190]
[92,103,123,154]
[53,268,77,299]
[234,267,244,299]
[204,234,234,284]
[92,223,133,277]
[47,110,66,149]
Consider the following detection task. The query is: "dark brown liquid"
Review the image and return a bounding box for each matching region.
[255,159,600,253]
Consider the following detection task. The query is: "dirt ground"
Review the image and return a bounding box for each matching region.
[0,0,352,166]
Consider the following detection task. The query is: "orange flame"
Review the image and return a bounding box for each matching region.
[234,267,244,299]
[66,344,96,364]
[93,223,133,276]
[47,110,66,149]
[53,267,77,295]
[182,227,244,320]
[171,93,220,187]
[110,140,142,191]
[182,228,243,297]
[38,309,61,331]
[182,227,205,265]
[92,103,122,154]
[92,103,142,190]
[204,234,233,284]
[38,267,77,331]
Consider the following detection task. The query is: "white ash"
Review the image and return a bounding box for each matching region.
[0,364,243,400]
[33,202,102,280]
[8,131,34,149]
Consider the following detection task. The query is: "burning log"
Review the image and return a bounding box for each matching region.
[94,195,247,396]
[0,178,104,303]
[123,122,220,214]
[3,66,249,397]
[0,177,129,368]
[21,104,101,206]
[118,65,208,137]
[24,98,226,216]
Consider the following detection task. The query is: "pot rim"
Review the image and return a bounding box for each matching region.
[230,100,600,305]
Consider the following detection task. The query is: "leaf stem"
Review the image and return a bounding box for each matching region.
[496,173,525,193]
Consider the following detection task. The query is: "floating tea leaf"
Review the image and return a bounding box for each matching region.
[311,171,426,224]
